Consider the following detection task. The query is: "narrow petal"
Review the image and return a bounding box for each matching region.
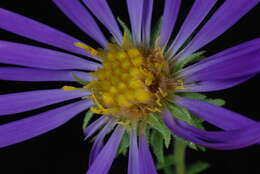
[88,121,116,166]
[177,0,259,59]
[86,125,125,174]
[128,128,140,174]
[142,0,154,44]
[0,8,91,56]
[179,39,260,81]
[163,110,260,150]
[126,0,144,44]
[186,50,260,82]
[139,134,158,174]
[0,41,100,70]
[53,0,108,47]
[83,0,122,44]
[84,116,109,139]
[0,89,90,115]
[159,0,181,47]
[167,0,217,56]
[175,97,256,130]
[0,100,93,148]
[181,75,255,92]
[0,67,91,82]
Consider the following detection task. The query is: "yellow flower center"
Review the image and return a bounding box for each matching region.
[65,36,184,121]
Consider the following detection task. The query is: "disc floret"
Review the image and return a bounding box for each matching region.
[81,39,183,120]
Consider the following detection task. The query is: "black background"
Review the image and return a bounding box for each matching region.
[0,0,259,174]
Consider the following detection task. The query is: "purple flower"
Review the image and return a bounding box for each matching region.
[0,0,259,174]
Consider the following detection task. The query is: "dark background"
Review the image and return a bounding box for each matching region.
[0,0,259,174]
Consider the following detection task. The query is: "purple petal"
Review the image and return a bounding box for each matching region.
[175,97,256,130]
[0,89,90,115]
[88,121,116,166]
[159,0,181,47]
[167,0,217,56]
[142,0,154,44]
[0,8,91,57]
[53,0,108,48]
[0,41,100,70]
[186,51,260,82]
[177,0,259,59]
[163,111,260,150]
[86,125,125,174]
[139,134,158,174]
[84,116,109,139]
[0,67,91,82]
[181,74,255,92]
[83,0,122,44]
[128,128,140,174]
[126,0,144,44]
[179,39,260,81]
[0,100,93,148]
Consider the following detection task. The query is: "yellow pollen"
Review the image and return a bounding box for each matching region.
[175,80,186,90]
[81,36,174,120]
[90,107,109,114]
[62,86,78,91]
[116,121,131,126]
[74,42,98,56]
[130,68,140,77]
[134,89,151,102]
[159,88,168,97]
[128,48,140,57]
[117,51,128,59]
[132,56,143,66]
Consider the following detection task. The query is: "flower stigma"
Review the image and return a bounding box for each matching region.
[64,35,185,122]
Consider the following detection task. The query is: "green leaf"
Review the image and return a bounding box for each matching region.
[117,17,132,41]
[150,17,162,48]
[118,132,129,156]
[147,113,172,148]
[82,110,94,129]
[174,51,205,71]
[150,130,165,163]
[71,73,89,85]
[187,162,210,174]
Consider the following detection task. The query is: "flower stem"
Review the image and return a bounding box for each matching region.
[174,139,186,174]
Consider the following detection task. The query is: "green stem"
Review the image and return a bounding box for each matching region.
[174,139,186,174]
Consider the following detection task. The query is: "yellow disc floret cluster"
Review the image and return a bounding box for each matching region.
[68,36,185,120]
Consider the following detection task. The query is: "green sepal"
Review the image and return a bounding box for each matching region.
[204,98,226,106]
[167,103,206,151]
[177,92,226,106]
[82,109,94,129]
[187,162,210,174]
[147,113,172,148]
[71,73,89,86]
[167,103,193,124]
[174,51,205,72]
[157,154,175,170]
[117,17,132,42]
[177,92,207,101]
[150,130,165,163]
[150,17,162,48]
[117,132,129,156]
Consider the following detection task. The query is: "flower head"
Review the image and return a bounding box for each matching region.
[0,0,259,174]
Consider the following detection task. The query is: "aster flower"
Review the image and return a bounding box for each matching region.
[0,0,259,174]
